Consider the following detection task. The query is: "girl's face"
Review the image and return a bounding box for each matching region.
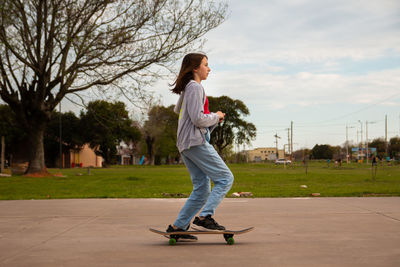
[193,57,211,82]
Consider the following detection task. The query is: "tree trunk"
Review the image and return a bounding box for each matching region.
[25,122,48,175]
[145,135,155,165]
[104,147,111,167]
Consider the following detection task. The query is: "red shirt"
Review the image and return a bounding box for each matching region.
[204,95,210,114]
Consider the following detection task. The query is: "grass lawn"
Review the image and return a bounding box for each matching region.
[0,162,399,200]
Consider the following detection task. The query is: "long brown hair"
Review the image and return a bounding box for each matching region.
[171,53,207,95]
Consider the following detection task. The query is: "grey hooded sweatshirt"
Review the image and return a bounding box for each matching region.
[174,80,219,152]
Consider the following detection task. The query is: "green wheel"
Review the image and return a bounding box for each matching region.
[169,238,177,245]
[226,237,235,245]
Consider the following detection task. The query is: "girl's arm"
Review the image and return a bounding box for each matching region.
[185,83,219,128]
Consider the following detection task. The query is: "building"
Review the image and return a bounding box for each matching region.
[11,143,103,174]
[69,144,103,168]
[117,141,142,165]
[246,147,285,162]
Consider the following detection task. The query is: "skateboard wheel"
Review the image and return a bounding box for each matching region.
[224,233,234,240]
[226,237,234,245]
[169,238,177,245]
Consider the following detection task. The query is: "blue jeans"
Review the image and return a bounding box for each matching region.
[174,130,234,229]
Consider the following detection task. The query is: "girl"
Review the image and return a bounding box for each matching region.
[166,53,234,240]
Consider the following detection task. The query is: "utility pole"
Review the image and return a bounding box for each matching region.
[274,133,281,159]
[287,128,290,156]
[356,130,359,144]
[291,121,293,160]
[346,125,355,164]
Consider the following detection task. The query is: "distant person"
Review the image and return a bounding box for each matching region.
[371,155,377,178]
[372,155,377,166]
[166,53,234,241]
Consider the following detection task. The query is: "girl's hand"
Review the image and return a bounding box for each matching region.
[216,111,225,122]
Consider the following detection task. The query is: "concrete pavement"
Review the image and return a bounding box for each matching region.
[0,197,399,266]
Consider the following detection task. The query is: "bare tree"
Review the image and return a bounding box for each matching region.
[0,0,227,174]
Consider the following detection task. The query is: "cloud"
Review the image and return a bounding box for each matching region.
[206,68,400,110]
[206,0,400,64]
[156,0,400,148]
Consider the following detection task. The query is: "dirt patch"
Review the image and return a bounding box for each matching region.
[23,170,54,178]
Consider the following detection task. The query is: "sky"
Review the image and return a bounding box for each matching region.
[70,0,400,151]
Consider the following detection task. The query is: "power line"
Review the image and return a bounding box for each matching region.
[294,91,400,125]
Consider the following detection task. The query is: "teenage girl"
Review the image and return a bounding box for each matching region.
[166,53,234,240]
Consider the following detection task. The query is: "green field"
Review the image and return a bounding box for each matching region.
[0,162,399,200]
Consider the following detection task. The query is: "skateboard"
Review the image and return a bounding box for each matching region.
[149,227,254,245]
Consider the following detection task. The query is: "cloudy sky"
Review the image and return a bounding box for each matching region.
[159,0,400,151]
[58,0,399,151]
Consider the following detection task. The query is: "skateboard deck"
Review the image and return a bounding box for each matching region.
[149,227,254,245]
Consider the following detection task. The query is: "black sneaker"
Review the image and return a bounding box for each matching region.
[191,215,226,231]
[166,225,198,241]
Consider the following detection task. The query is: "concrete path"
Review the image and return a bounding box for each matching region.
[0,198,399,266]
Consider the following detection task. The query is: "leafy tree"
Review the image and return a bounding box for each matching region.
[0,0,228,174]
[220,144,235,163]
[389,137,400,158]
[332,145,344,159]
[0,104,26,164]
[80,100,141,166]
[142,105,178,165]
[44,111,84,167]
[292,148,312,162]
[368,138,386,158]
[207,96,256,156]
[311,144,333,159]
